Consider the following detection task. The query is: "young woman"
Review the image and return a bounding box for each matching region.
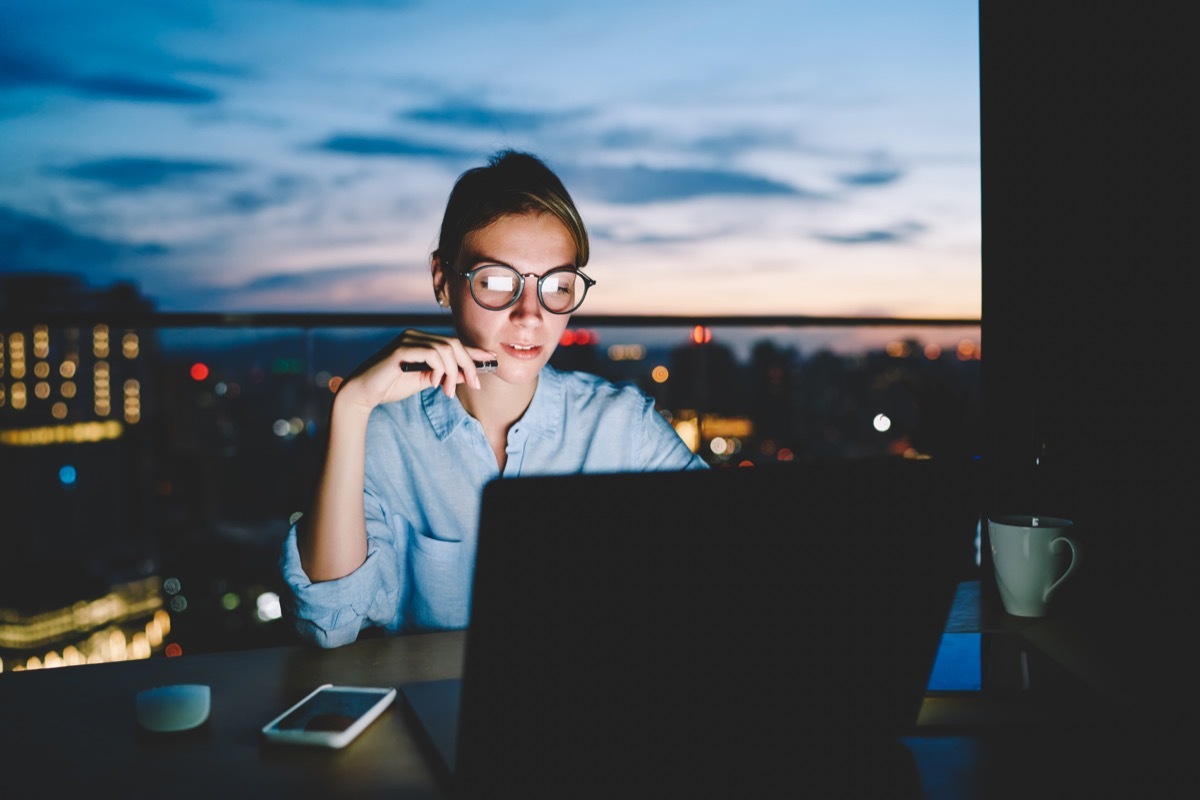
[280,150,708,647]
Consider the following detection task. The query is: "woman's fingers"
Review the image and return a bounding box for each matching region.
[390,331,494,396]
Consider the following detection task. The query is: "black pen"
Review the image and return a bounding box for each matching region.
[401,359,498,373]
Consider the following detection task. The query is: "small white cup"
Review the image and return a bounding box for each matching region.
[987,514,1081,618]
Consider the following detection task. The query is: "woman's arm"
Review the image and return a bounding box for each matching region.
[296,329,495,581]
[297,390,374,580]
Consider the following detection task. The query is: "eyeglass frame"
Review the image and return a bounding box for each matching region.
[450,263,596,315]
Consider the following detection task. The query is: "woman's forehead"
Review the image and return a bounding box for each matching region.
[459,212,576,266]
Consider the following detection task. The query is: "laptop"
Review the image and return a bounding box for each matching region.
[401,457,978,797]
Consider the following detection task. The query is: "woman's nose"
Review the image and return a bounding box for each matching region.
[509,282,544,322]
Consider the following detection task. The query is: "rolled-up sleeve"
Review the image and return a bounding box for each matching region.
[278,501,405,648]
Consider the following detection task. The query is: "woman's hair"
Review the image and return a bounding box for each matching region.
[434,150,589,269]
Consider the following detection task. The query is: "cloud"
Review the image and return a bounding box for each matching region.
[596,128,661,150]
[0,47,218,104]
[836,152,905,188]
[837,166,904,188]
[283,0,418,8]
[814,221,925,245]
[168,263,432,312]
[588,224,732,247]
[0,205,167,274]
[316,134,473,159]
[48,157,241,190]
[224,175,307,215]
[691,130,797,159]
[399,100,581,133]
[561,164,811,204]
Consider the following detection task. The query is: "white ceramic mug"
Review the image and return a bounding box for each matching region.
[987,515,1081,618]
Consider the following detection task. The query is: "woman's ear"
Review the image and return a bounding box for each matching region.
[431,254,450,307]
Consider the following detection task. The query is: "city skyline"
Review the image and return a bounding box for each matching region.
[0,1,980,320]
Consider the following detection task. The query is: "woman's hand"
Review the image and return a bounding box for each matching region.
[337,329,496,411]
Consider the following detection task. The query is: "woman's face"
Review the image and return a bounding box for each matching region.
[435,212,577,386]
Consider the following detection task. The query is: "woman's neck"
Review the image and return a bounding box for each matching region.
[456,374,538,432]
[458,374,538,473]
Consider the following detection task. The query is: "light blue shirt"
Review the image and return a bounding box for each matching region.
[280,366,708,647]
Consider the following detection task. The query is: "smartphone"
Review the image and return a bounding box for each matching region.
[261,683,397,748]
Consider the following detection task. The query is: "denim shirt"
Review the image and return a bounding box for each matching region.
[280,366,708,647]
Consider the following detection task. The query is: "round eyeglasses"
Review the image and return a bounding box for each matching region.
[454,264,595,314]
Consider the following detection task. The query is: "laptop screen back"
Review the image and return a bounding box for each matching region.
[447,458,977,796]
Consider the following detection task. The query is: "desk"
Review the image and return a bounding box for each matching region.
[0,583,1182,798]
[0,631,465,798]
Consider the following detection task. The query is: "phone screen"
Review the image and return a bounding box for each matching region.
[262,684,397,748]
[274,687,390,733]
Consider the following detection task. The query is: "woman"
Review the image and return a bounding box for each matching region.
[280,150,708,648]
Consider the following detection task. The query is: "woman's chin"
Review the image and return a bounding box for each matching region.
[495,359,544,384]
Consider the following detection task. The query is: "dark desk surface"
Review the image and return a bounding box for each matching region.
[0,630,465,798]
[0,581,1184,798]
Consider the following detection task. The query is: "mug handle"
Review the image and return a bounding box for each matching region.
[1042,536,1081,602]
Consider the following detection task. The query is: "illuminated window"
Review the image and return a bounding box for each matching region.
[9,332,25,378]
[122,331,139,359]
[124,379,141,423]
[51,402,68,419]
[61,380,76,398]
[59,359,77,378]
[34,381,51,400]
[94,361,111,416]
[93,325,109,358]
[33,324,49,358]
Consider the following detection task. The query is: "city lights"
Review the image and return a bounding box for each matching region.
[92,325,109,358]
[672,414,700,453]
[606,344,645,361]
[257,592,283,623]
[33,325,49,358]
[0,578,166,670]
[0,419,124,446]
[2,279,981,674]
[560,329,598,346]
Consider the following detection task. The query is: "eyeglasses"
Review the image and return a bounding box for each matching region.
[453,264,596,314]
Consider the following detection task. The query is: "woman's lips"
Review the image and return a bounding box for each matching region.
[502,343,542,360]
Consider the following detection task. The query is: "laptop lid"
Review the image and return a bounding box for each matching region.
[402,457,977,797]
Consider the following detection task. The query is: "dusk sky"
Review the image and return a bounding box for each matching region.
[0,0,980,320]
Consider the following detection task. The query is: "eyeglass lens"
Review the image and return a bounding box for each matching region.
[468,266,589,313]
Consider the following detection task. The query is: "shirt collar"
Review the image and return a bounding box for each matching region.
[420,365,565,442]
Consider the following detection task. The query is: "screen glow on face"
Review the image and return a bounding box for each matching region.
[483,275,515,292]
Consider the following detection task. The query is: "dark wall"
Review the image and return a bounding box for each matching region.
[980,2,1192,715]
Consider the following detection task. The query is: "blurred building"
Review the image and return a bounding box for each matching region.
[0,273,164,670]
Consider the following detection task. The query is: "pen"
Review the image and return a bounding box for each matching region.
[401,359,498,373]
